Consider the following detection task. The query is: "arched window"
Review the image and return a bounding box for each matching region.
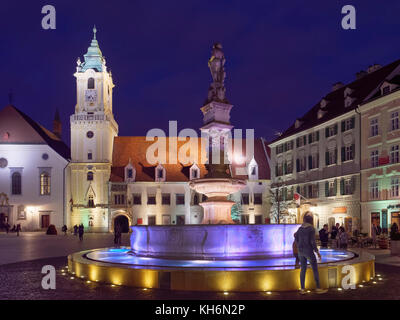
[40,172,51,195]
[11,172,21,195]
[88,195,95,208]
[87,171,94,181]
[87,77,95,89]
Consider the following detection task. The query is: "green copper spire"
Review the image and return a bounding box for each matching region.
[80,25,104,72]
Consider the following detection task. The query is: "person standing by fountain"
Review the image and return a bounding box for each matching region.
[295,212,327,294]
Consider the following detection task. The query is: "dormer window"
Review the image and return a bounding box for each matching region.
[317,109,326,119]
[382,86,391,95]
[125,161,136,182]
[155,164,166,182]
[87,150,93,160]
[190,163,200,180]
[344,87,353,98]
[248,158,258,180]
[344,96,354,108]
[87,171,94,181]
[88,77,95,89]
[320,99,328,108]
[295,119,303,129]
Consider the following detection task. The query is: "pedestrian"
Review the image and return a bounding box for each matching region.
[295,212,327,294]
[78,224,84,241]
[16,224,21,236]
[331,223,339,243]
[292,233,299,267]
[372,223,378,248]
[73,224,78,236]
[319,224,329,248]
[391,222,399,234]
[338,227,348,249]
[62,225,68,235]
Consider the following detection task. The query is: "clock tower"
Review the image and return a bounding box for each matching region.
[68,26,118,232]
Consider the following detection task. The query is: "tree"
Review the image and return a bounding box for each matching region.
[231,202,242,223]
[269,178,291,224]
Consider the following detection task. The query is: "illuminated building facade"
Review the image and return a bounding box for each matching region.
[269,61,400,233]
[0,105,69,231]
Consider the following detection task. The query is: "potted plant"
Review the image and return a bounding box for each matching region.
[390,230,400,255]
[378,234,389,249]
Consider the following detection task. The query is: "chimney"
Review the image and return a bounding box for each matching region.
[53,108,62,138]
[332,82,344,92]
[356,70,367,80]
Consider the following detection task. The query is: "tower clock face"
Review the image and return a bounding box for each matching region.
[85,90,97,103]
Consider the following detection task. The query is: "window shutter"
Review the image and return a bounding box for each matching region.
[335,148,338,164]
[325,127,329,138]
[296,159,300,172]
[352,144,355,159]
[296,138,299,148]
[351,117,355,129]
[325,151,329,165]
[341,121,345,132]
[308,134,312,144]
[341,147,345,162]
[351,176,356,194]
[316,131,320,141]
[283,143,287,152]
[334,124,338,135]
[340,179,344,195]
[303,136,307,145]
[334,179,338,195]
[308,155,312,169]
[283,162,287,174]
[275,165,278,176]
[296,185,300,193]
[325,182,329,197]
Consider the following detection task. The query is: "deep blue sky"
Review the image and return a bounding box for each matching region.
[1,1,400,144]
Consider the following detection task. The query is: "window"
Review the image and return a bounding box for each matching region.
[391,178,399,197]
[325,124,338,138]
[86,131,94,139]
[391,145,399,164]
[371,150,379,168]
[40,172,51,195]
[176,194,185,205]
[241,193,250,205]
[325,180,336,197]
[254,193,262,205]
[308,154,319,170]
[383,86,391,95]
[311,184,319,198]
[370,181,379,199]
[133,194,141,205]
[296,157,307,172]
[342,145,355,162]
[296,136,307,148]
[342,117,355,132]
[391,112,399,131]
[276,145,284,154]
[87,171,94,181]
[127,169,133,179]
[11,172,21,195]
[193,193,200,205]
[308,131,320,144]
[114,194,125,205]
[157,168,164,179]
[147,195,156,205]
[88,152,92,160]
[162,194,171,205]
[326,149,337,166]
[88,195,95,208]
[370,118,379,137]
[88,77,95,89]
[250,166,257,175]
[341,178,353,195]
[192,169,198,179]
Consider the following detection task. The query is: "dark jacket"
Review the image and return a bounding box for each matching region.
[319,228,329,243]
[295,223,318,255]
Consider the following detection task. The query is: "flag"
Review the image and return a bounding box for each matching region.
[294,193,301,206]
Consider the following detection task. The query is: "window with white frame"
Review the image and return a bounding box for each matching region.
[370,118,379,137]
[309,154,319,170]
[344,179,352,195]
[328,181,336,197]
[391,112,399,131]
[344,145,354,161]
[370,181,379,199]
[391,177,399,197]
[391,145,399,164]
[370,150,379,168]
[326,149,337,166]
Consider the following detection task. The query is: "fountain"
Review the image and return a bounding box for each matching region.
[68,43,375,292]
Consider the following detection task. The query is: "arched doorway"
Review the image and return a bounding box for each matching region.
[114,215,130,233]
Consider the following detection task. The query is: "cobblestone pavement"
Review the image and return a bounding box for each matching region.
[0,232,130,265]
[0,256,397,300]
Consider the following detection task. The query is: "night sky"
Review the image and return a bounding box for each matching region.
[1,1,400,145]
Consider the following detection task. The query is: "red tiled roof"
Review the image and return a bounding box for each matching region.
[111,136,270,182]
[0,105,70,159]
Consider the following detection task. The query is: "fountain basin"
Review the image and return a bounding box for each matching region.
[130,224,299,260]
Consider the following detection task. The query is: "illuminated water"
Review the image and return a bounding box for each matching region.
[85,248,355,271]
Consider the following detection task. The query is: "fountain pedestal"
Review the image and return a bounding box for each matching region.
[189,177,246,224]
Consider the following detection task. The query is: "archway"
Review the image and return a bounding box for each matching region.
[114,215,130,233]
